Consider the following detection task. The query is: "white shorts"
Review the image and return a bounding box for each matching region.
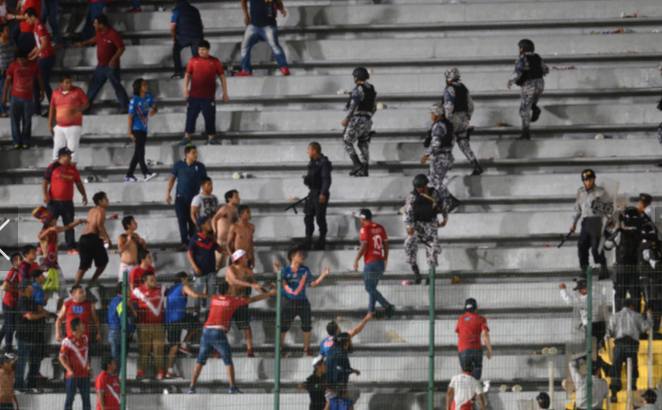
[119,262,137,282]
[53,125,82,163]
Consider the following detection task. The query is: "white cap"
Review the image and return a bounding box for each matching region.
[232,249,247,262]
[312,355,325,368]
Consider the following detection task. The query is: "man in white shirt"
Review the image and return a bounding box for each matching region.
[446,362,485,410]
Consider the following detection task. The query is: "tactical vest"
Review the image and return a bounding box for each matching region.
[174,2,203,39]
[616,228,642,265]
[515,54,543,86]
[304,155,331,191]
[423,118,454,149]
[345,83,376,115]
[412,189,441,223]
[443,83,469,113]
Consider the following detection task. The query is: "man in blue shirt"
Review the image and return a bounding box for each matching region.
[107,282,137,375]
[171,0,204,80]
[275,248,330,357]
[166,145,208,248]
[329,396,355,410]
[236,0,290,77]
[30,270,46,307]
[319,312,373,357]
[125,78,158,183]
[325,333,359,404]
[188,217,222,311]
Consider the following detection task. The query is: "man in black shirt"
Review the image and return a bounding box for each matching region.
[302,142,332,250]
[299,355,327,410]
[14,280,49,392]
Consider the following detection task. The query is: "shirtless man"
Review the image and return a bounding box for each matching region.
[75,192,111,285]
[225,249,265,358]
[117,216,147,282]
[227,205,255,268]
[212,190,240,270]
[0,355,18,410]
[38,216,86,309]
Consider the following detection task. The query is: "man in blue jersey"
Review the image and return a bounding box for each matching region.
[107,282,137,375]
[165,271,212,378]
[274,248,330,357]
[319,312,373,357]
[325,332,359,407]
[328,396,354,410]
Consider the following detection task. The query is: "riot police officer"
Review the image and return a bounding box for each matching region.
[638,213,662,336]
[403,174,448,284]
[303,142,332,250]
[507,39,549,140]
[608,206,643,311]
[443,67,482,176]
[342,67,377,177]
[570,169,611,274]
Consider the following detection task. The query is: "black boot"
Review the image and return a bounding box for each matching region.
[445,194,461,214]
[412,264,422,285]
[349,154,363,176]
[469,163,483,176]
[360,163,369,177]
[531,104,541,123]
[298,237,312,251]
[313,236,326,251]
[516,129,531,141]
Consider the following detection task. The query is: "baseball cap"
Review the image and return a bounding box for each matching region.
[639,193,652,206]
[581,169,596,181]
[358,209,372,220]
[18,280,32,292]
[312,355,325,368]
[536,392,550,409]
[573,278,587,291]
[232,249,246,262]
[58,147,74,157]
[30,269,44,279]
[196,216,209,230]
[464,298,477,312]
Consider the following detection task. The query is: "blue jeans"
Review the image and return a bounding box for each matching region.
[185,97,215,136]
[129,0,140,8]
[14,338,40,390]
[108,330,122,374]
[65,377,91,410]
[86,65,129,110]
[82,1,105,41]
[363,259,390,313]
[10,96,34,146]
[197,328,232,366]
[174,195,195,245]
[173,36,201,75]
[240,24,288,73]
[459,348,484,380]
[194,273,217,310]
[35,54,55,111]
[0,303,15,353]
[0,73,7,115]
[41,0,62,44]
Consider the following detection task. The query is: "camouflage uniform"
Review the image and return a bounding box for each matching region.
[508,53,549,131]
[443,80,478,167]
[343,82,376,168]
[403,187,447,269]
[426,116,454,198]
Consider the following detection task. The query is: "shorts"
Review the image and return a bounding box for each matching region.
[78,233,109,271]
[281,297,312,333]
[118,262,137,282]
[231,304,251,331]
[52,125,82,163]
[197,328,233,366]
[166,313,201,345]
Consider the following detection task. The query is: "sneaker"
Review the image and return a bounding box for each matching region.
[143,172,158,182]
[206,138,220,146]
[483,380,491,393]
[155,370,164,380]
[246,349,254,358]
[166,371,183,379]
[303,349,312,357]
[234,69,253,77]
[4,353,15,360]
[178,137,193,146]
[280,67,291,76]
[229,387,243,394]
[170,73,183,80]
[126,7,142,12]
[136,370,145,380]
[124,176,138,182]
[22,145,29,150]
[385,305,396,319]
[188,387,196,394]
[67,249,79,255]
[178,345,193,357]
[13,144,20,150]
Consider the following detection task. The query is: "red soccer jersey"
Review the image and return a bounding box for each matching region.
[204,296,248,331]
[7,61,39,100]
[33,22,54,59]
[2,269,19,308]
[186,56,224,99]
[132,285,165,325]
[18,261,40,282]
[60,334,89,378]
[96,28,124,67]
[95,371,120,410]
[51,87,88,127]
[65,300,94,340]
[455,312,489,352]
[130,266,155,293]
[44,162,82,201]
[19,0,40,32]
[359,222,388,264]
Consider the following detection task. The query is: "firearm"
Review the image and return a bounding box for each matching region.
[285,196,309,215]
[557,231,573,248]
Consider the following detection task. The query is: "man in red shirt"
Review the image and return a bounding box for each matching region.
[353,209,395,317]
[55,285,102,345]
[43,147,89,252]
[180,39,229,146]
[129,250,155,296]
[48,73,90,167]
[18,245,40,282]
[2,49,44,149]
[25,7,54,116]
[132,271,166,379]
[95,357,120,410]
[75,14,129,113]
[455,298,492,380]
[14,0,40,52]
[189,281,275,394]
[59,318,92,410]
[0,253,22,354]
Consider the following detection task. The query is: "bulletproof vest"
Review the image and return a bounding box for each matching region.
[443,83,469,113]
[515,54,543,86]
[617,228,642,265]
[346,83,376,114]
[412,189,441,223]
[424,118,454,149]
[174,2,203,39]
[304,155,331,191]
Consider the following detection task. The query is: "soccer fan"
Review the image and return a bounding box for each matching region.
[14,280,48,392]
[275,249,330,357]
[212,189,240,270]
[325,333,359,406]
[55,285,102,344]
[319,312,373,357]
[17,244,40,282]
[171,0,203,80]
[0,253,22,354]
[227,205,255,266]
[0,24,15,118]
[188,281,276,394]
[24,7,53,115]
[125,78,158,182]
[40,0,62,48]
[132,271,166,380]
[95,357,120,410]
[446,362,486,410]
[48,74,89,167]
[117,216,146,282]
[298,356,327,410]
[188,217,222,310]
[0,355,18,409]
[190,177,219,221]
[455,298,492,381]
[107,282,136,376]
[75,191,111,285]
[60,318,92,410]
[14,0,40,52]
[129,250,155,295]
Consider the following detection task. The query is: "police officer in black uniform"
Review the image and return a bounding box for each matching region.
[303,142,332,250]
[639,218,662,337]
[608,207,643,311]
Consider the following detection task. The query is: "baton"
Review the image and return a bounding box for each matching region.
[557,231,573,248]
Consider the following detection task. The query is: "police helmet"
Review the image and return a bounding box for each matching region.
[518,39,535,53]
[429,104,444,117]
[413,174,429,188]
[536,392,550,409]
[352,67,370,81]
[621,206,642,229]
[444,67,461,82]
[643,390,658,404]
[581,169,596,181]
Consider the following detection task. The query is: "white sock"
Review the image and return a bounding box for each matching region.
[180,343,187,349]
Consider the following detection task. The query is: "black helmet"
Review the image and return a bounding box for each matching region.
[518,39,535,53]
[581,169,596,181]
[413,174,429,188]
[621,206,642,229]
[536,392,550,409]
[643,390,658,404]
[352,67,370,81]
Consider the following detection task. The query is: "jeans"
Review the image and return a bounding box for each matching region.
[127,130,149,177]
[0,304,15,354]
[35,54,55,112]
[86,65,129,109]
[173,36,201,75]
[363,260,390,313]
[193,273,217,310]
[17,32,35,53]
[14,338,40,390]
[82,1,105,41]
[459,348,484,380]
[129,0,140,8]
[240,24,288,73]
[41,0,62,44]
[108,329,121,374]
[10,96,34,146]
[65,377,91,410]
[47,200,76,250]
[197,328,232,366]
[174,195,195,245]
[0,73,7,115]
